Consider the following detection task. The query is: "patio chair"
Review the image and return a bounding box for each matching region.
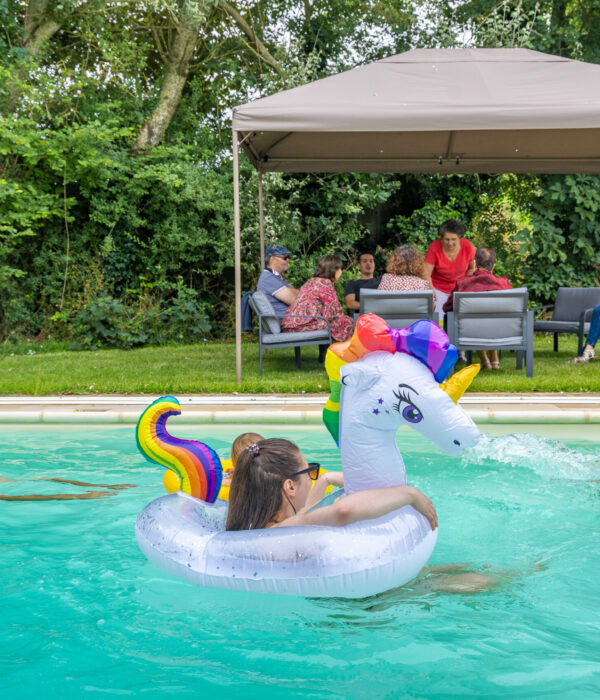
[533,287,600,356]
[359,289,438,329]
[248,292,332,376]
[446,288,533,377]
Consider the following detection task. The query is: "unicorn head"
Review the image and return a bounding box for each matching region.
[323,315,480,492]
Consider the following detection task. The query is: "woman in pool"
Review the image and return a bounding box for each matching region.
[226,438,437,531]
[226,439,508,594]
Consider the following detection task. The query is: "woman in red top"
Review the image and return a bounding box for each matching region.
[423,220,476,315]
[281,255,353,342]
[443,246,512,370]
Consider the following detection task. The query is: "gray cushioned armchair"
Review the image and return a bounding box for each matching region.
[446,288,533,377]
[533,287,600,356]
[248,292,332,376]
[359,289,438,328]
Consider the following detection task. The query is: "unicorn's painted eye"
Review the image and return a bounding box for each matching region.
[402,405,422,424]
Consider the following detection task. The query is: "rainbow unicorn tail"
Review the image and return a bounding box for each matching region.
[136,396,222,503]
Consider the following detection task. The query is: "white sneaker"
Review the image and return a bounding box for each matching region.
[458,351,467,363]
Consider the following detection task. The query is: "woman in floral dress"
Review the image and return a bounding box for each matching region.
[378,245,436,304]
[281,255,353,342]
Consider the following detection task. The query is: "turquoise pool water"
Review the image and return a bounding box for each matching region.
[1,423,599,698]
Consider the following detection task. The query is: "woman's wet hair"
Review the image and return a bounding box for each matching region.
[314,254,343,281]
[439,219,465,238]
[226,438,305,531]
[386,245,425,277]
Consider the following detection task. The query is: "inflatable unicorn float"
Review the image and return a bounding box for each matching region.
[135,315,480,598]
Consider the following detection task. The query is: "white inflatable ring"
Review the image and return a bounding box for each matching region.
[135,318,480,598]
[135,492,437,599]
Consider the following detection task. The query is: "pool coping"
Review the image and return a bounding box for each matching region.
[1,394,599,424]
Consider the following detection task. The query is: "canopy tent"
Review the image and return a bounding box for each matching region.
[231,48,600,381]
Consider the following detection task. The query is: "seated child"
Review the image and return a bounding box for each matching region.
[221,432,337,501]
[218,432,264,500]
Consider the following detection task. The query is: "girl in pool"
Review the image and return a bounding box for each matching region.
[217,431,264,499]
[226,438,437,531]
[228,432,264,476]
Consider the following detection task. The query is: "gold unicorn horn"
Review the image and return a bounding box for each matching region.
[439,364,480,404]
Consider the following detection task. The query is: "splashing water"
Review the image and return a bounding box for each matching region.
[462,433,600,481]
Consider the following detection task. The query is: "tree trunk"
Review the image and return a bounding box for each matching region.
[550,0,568,55]
[24,0,61,55]
[220,1,282,74]
[135,1,282,151]
[135,17,199,151]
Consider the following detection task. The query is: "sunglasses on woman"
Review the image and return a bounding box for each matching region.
[291,463,320,480]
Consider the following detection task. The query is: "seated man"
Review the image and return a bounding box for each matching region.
[344,251,380,313]
[443,246,512,370]
[256,244,299,317]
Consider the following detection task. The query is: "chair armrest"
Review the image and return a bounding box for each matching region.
[445,311,456,345]
[581,307,596,322]
[531,304,554,320]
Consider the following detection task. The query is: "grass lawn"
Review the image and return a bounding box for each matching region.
[0,334,599,395]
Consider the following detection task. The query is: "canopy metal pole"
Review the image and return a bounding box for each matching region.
[258,172,265,270]
[233,128,242,384]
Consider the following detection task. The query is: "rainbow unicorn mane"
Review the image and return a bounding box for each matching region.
[323,315,459,446]
[136,396,222,503]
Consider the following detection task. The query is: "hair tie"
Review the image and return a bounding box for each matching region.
[247,443,260,456]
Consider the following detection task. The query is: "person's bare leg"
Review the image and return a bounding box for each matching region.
[0,490,116,501]
[422,563,472,574]
[490,349,500,369]
[48,478,136,489]
[477,350,491,369]
[430,572,501,593]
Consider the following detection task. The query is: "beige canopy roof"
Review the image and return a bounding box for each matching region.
[233,48,600,174]
[231,47,600,381]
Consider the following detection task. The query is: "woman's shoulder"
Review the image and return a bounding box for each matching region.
[299,277,322,292]
[305,276,331,287]
[378,273,393,288]
[461,237,476,253]
[411,276,430,288]
[425,238,442,259]
[379,274,428,291]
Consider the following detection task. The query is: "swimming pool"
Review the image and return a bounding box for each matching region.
[1,423,599,698]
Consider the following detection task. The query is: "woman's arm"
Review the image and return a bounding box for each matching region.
[423,261,434,285]
[301,472,344,512]
[280,484,437,530]
[345,293,360,311]
[427,279,437,304]
[318,283,343,320]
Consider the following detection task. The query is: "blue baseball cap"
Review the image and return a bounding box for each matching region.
[265,244,292,258]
